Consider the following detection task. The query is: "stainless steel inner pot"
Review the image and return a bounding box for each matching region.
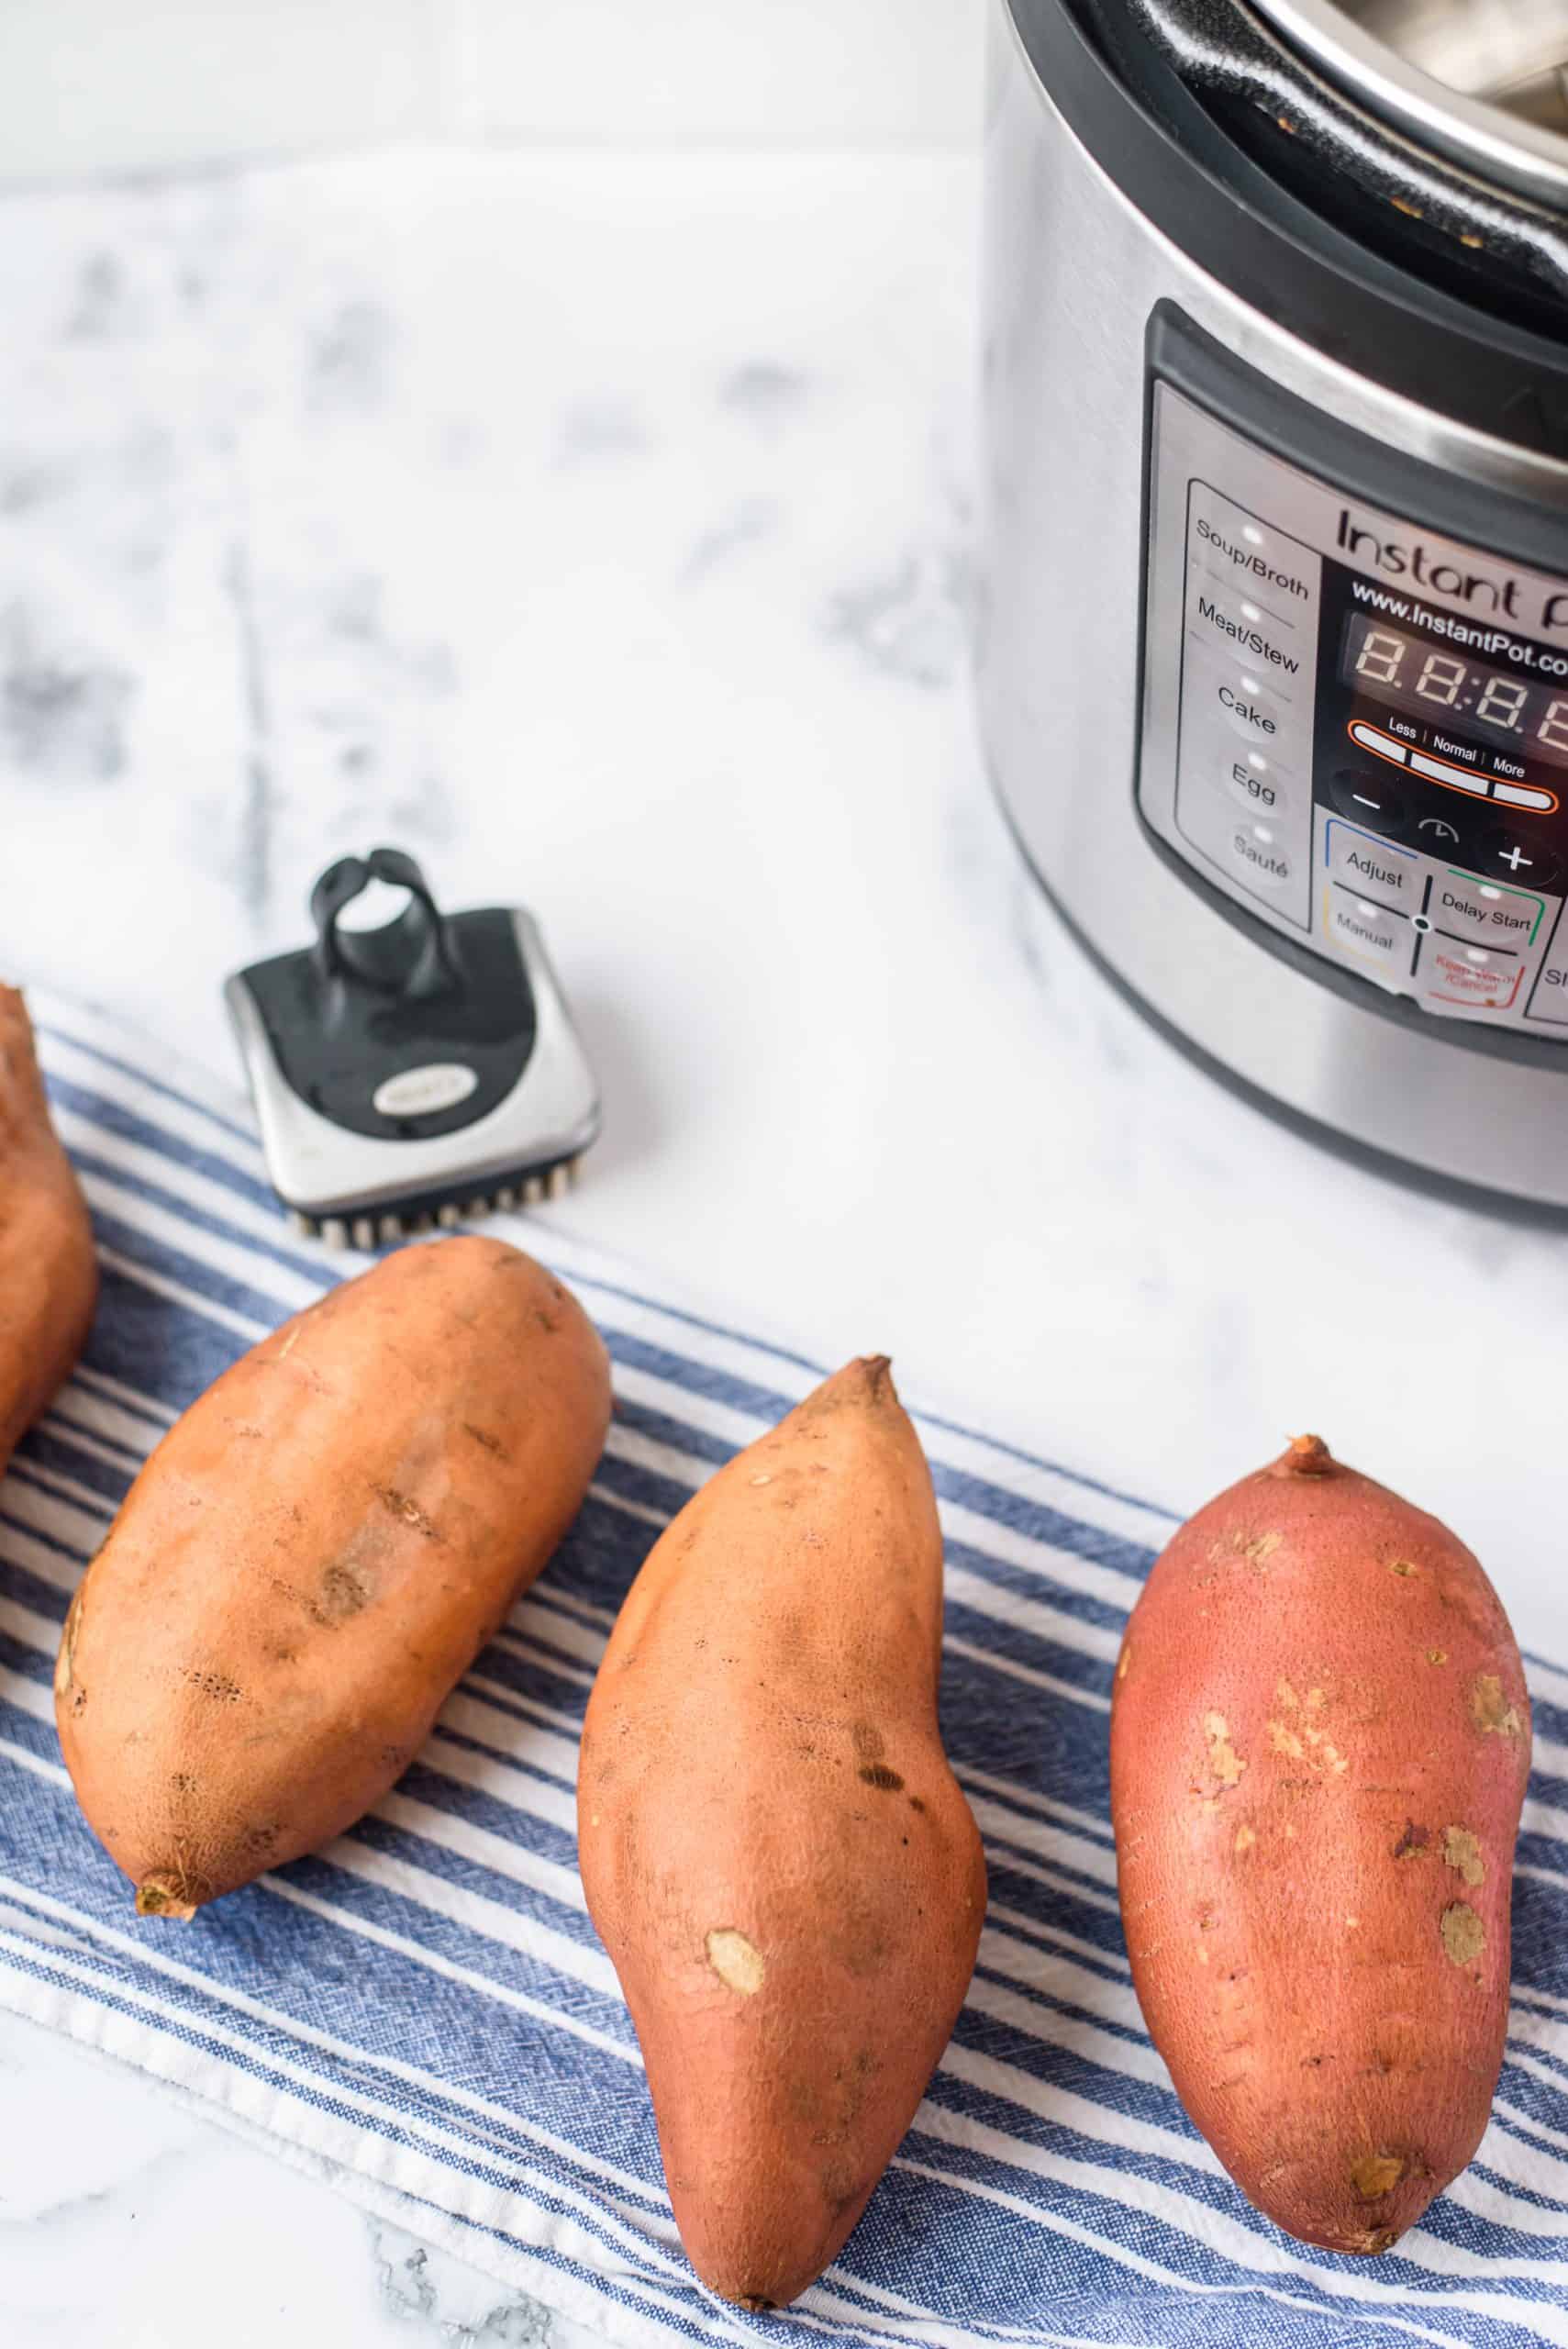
[1248,0,1568,200]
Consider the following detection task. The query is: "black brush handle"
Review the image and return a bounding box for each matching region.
[310,846,458,1005]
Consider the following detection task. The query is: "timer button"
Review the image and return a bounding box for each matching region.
[1329,765,1410,840]
[1473,827,1563,892]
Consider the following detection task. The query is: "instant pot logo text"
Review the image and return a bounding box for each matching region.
[1336,508,1568,637]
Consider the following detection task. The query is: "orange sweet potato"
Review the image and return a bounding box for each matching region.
[578,1357,985,2310]
[1110,1434,1529,2254]
[56,1235,608,1915]
[0,986,96,1476]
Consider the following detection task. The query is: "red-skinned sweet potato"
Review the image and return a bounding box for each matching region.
[57,1235,608,1915]
[1110,1434,1529,2254]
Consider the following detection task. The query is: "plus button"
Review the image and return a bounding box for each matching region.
[1499,845,1533,874]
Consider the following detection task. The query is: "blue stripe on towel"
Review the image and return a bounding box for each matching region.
[3,993,1567,2349]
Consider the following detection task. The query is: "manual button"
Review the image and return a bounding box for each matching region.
[1323,884,1409,976]
[1430,868,1544,950]
[1325,817,1419,907]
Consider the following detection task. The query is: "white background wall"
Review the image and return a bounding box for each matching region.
[0,0,987,184]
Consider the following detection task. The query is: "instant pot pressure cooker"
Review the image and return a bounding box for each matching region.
[980,0,1568,1209]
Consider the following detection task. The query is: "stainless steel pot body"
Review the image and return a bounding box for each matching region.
[979,0,1568,1209]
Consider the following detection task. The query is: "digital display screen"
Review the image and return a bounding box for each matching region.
[1341,614,1568,770]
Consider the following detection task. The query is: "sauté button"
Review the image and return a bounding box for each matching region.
[1329,765,1410,840]
[1225,818,1294,890]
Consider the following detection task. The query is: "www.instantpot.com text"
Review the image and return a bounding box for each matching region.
[1347,579,1568,677]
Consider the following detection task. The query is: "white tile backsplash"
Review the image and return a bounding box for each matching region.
[0,0,984,185]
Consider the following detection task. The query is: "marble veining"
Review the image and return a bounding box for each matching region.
[2,136,1567,2345]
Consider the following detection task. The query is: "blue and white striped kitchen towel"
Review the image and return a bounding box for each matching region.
[4,994,1568,2349]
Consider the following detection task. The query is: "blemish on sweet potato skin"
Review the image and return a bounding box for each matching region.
[1203,1712,1246,1787]
[1110,1434,1528,2259]
[1440,1903,1485,1967]
[1442,1827,1485,1887]
[1469,1674,1525,1741]
[1348,2151,1407,2200]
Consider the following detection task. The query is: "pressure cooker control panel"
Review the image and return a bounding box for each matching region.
[1139,380,1568,1037]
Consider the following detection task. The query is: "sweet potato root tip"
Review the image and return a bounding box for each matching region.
[1273,1433,1334,1476]
[135,1876,201,1920]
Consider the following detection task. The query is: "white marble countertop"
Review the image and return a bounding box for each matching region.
[4,141,1568,2344]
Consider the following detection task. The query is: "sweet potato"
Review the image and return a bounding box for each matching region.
[1110,1434,1529,2254]
[578,1356,985,2310]
[56,1235,609,1916]
[0,985,96,1475]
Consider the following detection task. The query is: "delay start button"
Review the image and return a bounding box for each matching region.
[1430,870,1543,950]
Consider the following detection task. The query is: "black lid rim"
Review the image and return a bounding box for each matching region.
[1000,0,1568,463]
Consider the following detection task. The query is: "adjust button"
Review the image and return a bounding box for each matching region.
[1429,868,1545,951]
[1325,817,1420,909]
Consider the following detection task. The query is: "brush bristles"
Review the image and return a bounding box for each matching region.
[284,1158,581,1247]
